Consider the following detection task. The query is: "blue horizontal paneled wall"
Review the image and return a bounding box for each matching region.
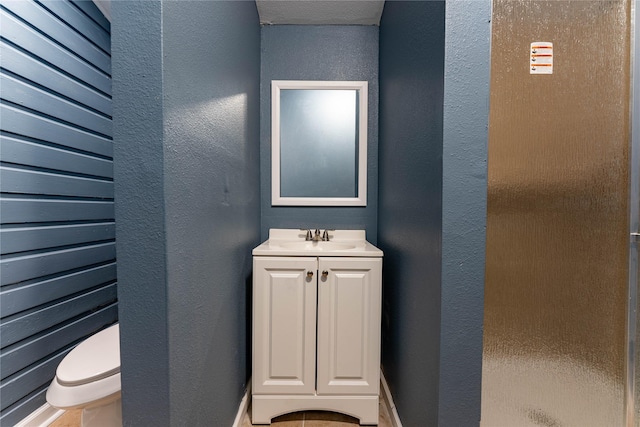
[0,1,116,425]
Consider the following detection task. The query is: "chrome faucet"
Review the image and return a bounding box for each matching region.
[301,229,333,241]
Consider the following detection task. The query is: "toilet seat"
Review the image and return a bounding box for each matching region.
[46,324,121,409]
[47,372,121,409]
[57,324,120,386]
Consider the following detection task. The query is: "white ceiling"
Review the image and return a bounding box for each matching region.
[256,0,385,25]
[92,1,385,26]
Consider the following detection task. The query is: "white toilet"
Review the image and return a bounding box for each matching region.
[46,324,122,427]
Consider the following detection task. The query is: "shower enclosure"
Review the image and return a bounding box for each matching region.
[482,0,637,425]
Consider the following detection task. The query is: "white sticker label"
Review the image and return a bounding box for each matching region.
[530,42,553,74]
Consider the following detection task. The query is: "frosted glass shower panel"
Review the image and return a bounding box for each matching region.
[482,0,631,426]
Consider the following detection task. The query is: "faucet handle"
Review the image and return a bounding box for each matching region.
[299,229,313,240]
[322,229,335,241]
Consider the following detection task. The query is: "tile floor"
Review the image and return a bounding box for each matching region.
[242,399,393,427]
[49,409,81,427]
[48,399,392,427]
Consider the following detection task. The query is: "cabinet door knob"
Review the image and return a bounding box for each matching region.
[321,271,328,279]
[307,271,314,279]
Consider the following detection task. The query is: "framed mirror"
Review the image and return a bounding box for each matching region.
[271,80,368,206]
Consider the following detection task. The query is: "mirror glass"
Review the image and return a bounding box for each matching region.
[272,80,368,206]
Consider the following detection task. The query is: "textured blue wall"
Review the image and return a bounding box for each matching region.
[112,1,261,425]
[378,2,445,425]
[379,2,490,425]
[260,25,379,243]
[112,2,169,424]
[439,1,490,426]
[111,4,489,425]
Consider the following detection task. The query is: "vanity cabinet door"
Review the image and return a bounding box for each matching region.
[316,257,382,396]
[253,257,318,395]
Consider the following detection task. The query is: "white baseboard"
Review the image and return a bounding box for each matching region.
[380,370,403,427]
[232,378,252,427]
[14,403,65,427]
[28,373,396,427]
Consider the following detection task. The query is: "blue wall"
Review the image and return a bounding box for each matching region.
[439,2,490,426]
[260,25,379,243]
[112,1,169,424]
[379,1,490,426]
[378,2,445,425]
[111,4,489,426]
[0,1,116,425]
[112,1,261,425]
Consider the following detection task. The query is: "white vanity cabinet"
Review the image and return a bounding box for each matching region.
[251,230,383,425]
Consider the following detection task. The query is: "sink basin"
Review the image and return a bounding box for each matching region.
[275,241,357,251]
[252,229,383,257]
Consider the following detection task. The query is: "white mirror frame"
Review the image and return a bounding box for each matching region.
[271,80,368,206]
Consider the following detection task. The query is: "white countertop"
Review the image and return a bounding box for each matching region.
[252,229,383,257]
